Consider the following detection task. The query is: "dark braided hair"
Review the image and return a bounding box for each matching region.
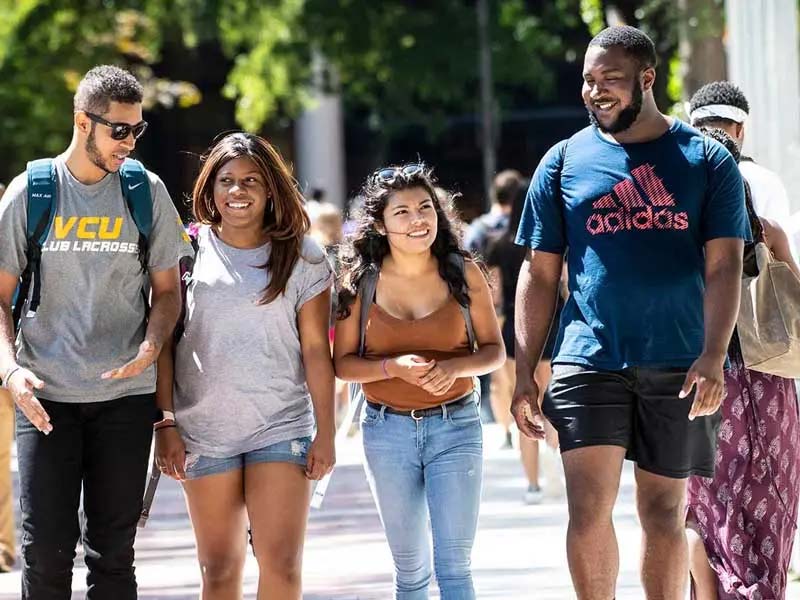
[336,165,475,320]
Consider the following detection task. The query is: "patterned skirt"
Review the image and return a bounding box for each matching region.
[686,350,800,599]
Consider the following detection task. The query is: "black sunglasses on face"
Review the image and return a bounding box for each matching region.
[372,163,425,185]
[84,111,148,141]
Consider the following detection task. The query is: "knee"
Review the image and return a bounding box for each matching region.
[21,536,76,578]
[198,554,244,588]
[567,493,614,533]
[390,550,431,592]
[638,492,685,535]
[255,544,303,586]
[432,542,473,586]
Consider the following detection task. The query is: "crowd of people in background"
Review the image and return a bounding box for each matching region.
[0,23,799,600]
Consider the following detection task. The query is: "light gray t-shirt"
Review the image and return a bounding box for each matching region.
[173,226,333,457]
[0,156,189,402]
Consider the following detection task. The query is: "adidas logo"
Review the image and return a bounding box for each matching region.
[586,164,689,236]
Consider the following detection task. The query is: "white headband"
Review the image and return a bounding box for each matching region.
[689,103,749,125]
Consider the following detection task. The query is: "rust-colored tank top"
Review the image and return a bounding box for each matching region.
[361,296,473,410]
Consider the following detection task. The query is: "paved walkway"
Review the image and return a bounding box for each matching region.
[0,424,797,598]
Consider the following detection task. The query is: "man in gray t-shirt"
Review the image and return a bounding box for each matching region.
[0,66,187,598]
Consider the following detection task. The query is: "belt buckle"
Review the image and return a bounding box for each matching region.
[410,409,423,421]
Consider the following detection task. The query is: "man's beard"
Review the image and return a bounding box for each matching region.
[85,127,112,174]
[587,82,643,134]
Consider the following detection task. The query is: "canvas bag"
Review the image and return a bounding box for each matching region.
[736,183,800,378]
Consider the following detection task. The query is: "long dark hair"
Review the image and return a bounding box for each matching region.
[336,165,472,320]
[191,132,310,304]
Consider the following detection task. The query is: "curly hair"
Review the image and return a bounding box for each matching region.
[74,65,143,115]
[690,81,750,128]
[191,132,310,304]
[699,127,741,162]
[588,25,657,70]
[336,165,473,320]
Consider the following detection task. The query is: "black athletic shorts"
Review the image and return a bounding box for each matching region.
[544,363,721,479]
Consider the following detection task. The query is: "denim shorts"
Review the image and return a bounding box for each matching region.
[183,436,311,480]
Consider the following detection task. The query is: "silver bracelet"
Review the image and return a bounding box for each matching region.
[2,366,21,388]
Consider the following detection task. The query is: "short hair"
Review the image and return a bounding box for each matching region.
[689,81,750,127]
[700,127,741,162]
[588,25,657,70]
[73,65,143,115]
[491,169,525,207]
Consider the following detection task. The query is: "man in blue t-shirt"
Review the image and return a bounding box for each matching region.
[512,26,749,599]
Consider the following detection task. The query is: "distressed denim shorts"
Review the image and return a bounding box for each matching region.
[183,436,311,480]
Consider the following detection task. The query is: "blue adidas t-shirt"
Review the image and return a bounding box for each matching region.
[516,119,750,370]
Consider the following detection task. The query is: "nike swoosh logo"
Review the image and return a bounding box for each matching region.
[128,182,145,191]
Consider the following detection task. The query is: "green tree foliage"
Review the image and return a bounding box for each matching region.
[0,0,200,180]
[0,0,698,182]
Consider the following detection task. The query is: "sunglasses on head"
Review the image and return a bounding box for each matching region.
[372,163,424,185]
[84,111,148,141]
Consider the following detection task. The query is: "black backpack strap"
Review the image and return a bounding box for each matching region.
[173,227,200,344]
[447,253,477,353]
[357,266,379,357]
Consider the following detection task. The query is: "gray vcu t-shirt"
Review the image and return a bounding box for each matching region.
[173,226,333,457]
[0,156,189,402]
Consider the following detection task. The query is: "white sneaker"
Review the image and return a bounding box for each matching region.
[524,485,543,505]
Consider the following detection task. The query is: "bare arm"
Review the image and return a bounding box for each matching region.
[333,295,396,384]
[432,261,505,377]
[102,266,181,379]
[0,269,51,432]
[762,218,800,279]
[511,249,563,439]
[299,288,336,480]
[681,237,744,419]
[514,250,563,383]
[0,271,17,380]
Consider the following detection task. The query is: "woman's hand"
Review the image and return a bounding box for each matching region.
[418,360,458,396]
[155,427,187,480]
[386,354,435,386]
[306,432,336,480]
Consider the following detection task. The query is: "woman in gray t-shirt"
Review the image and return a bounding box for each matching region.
[154,133,335,598]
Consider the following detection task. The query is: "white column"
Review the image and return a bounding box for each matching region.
[294,53,346,208]
[725,0,800,214]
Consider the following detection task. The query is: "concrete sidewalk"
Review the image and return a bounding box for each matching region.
[0,424,797,598]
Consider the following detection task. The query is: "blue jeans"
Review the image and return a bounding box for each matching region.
[362,391,483,600]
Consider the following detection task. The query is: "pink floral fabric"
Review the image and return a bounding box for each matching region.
[687,350,800,599]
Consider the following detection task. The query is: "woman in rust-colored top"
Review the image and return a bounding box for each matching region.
[334,164,504,599]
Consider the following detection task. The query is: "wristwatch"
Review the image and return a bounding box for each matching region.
[155,409,175,423]
[154,409,176,430]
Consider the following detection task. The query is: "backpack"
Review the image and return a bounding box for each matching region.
[11,158,153,331]
[173,224,200,343]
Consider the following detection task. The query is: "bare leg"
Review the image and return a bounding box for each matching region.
[244,462,312,600]
[635,467,689,600]
[183,470,248,600]
[686,521,718,600]
[491,358,514,443]
[562,445,626,599]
